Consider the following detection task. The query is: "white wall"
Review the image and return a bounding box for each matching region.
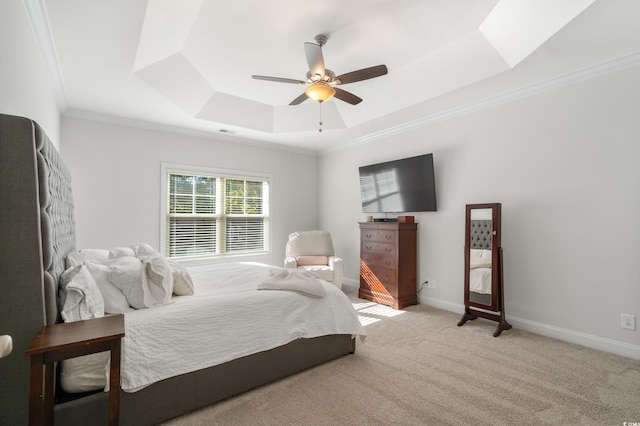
[0,0,61,144]
[61,117,319,267]
[319,64,640,358]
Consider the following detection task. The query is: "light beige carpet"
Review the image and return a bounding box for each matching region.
[161,290,640,426]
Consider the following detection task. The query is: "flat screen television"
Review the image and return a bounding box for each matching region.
[359,153,437,213]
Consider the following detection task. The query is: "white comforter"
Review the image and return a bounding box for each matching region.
[120,262,365,391]
[469,267,492,294]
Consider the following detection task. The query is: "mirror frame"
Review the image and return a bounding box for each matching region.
[463,203,501,311]
[459,202,512,337]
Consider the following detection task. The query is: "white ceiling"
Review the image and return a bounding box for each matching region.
[37,0,640,152]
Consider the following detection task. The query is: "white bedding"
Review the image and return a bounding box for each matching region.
[469,267,492,294]
[469,250,492,295]
[120,262,365,392]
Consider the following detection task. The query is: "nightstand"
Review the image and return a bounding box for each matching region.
[24,314,125,426]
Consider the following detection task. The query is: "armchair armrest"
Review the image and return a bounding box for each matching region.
[284,256,298,269]
[328,256,343,289]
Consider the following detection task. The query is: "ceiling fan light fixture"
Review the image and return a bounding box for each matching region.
[305,83,336,103]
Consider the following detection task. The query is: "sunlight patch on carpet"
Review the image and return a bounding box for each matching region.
[352,300,406,326]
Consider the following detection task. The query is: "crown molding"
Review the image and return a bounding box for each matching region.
[63,109,319,157]
[340,50,640,151]
[22,0,67,109]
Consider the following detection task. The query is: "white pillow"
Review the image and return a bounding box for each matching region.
[131,243,160,258]
[141,255,174,305]
[59,265,105,323]
[107,256,147,309]
[295,255,329,266]
[107,255,172,308]
[469,257,492,269]
[168,259,194,296]
[109,246,136,259]
[133,244,177,301]
[469,249,483,258]
[66,249,110,268]
[60,352,109,393]
[84,261,134,314]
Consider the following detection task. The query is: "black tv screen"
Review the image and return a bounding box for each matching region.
[359,153,437,213]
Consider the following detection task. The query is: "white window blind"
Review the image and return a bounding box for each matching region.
[165,169,269,259]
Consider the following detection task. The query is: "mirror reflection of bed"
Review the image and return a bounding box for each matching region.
[469,248,492,304]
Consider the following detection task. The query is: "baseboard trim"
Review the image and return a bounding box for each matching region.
[417,293,465,314]
[417,295,640,360]
[341,279,360,290]
[506,316,640,360]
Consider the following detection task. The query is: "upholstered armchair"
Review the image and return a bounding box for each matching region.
[284,230,343,289]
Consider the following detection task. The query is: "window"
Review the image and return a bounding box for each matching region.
[162,164,270,259]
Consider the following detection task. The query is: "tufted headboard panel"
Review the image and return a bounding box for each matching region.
[35,121,76,325]
[0,114,76,425]
[470,220,493,250]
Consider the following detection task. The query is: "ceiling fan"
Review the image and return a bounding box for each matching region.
[252,34,388,106]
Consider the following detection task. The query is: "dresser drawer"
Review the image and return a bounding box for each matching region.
[369,265,398,287]
[361,242,396,257]
[361,254,397,270]
[359,266,398,292]
[361,229,396,243]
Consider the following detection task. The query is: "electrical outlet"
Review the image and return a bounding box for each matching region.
[621,314,636,330]
[423,279,436,289]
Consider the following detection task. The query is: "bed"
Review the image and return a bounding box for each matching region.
[0,114,364,426]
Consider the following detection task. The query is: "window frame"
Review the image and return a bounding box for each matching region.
[160,163,272,264]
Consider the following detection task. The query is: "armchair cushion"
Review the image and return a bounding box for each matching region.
[299,265,333,282]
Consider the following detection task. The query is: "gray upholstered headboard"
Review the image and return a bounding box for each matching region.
[36,121,76,324]
[470,219,492,250]
[0,114,76,425]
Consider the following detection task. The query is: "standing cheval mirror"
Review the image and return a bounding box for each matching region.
[457,203,512,337]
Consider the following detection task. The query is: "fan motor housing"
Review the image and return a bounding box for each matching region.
[306,69,335,84]
[314,34,328,46]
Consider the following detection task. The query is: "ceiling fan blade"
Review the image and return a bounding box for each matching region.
[252,75,306,85]
[334,65,388,85]
[289,93,309,106]
[304,42,325,79]
[333,87,362,105]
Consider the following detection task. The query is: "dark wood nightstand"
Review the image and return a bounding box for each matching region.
[24,314,125,426]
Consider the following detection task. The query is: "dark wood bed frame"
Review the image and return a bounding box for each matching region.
[0,114,356,425]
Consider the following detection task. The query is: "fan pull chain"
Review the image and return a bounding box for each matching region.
[318,101,323,132]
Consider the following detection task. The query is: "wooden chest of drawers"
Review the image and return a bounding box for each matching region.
[358,222,418,309]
